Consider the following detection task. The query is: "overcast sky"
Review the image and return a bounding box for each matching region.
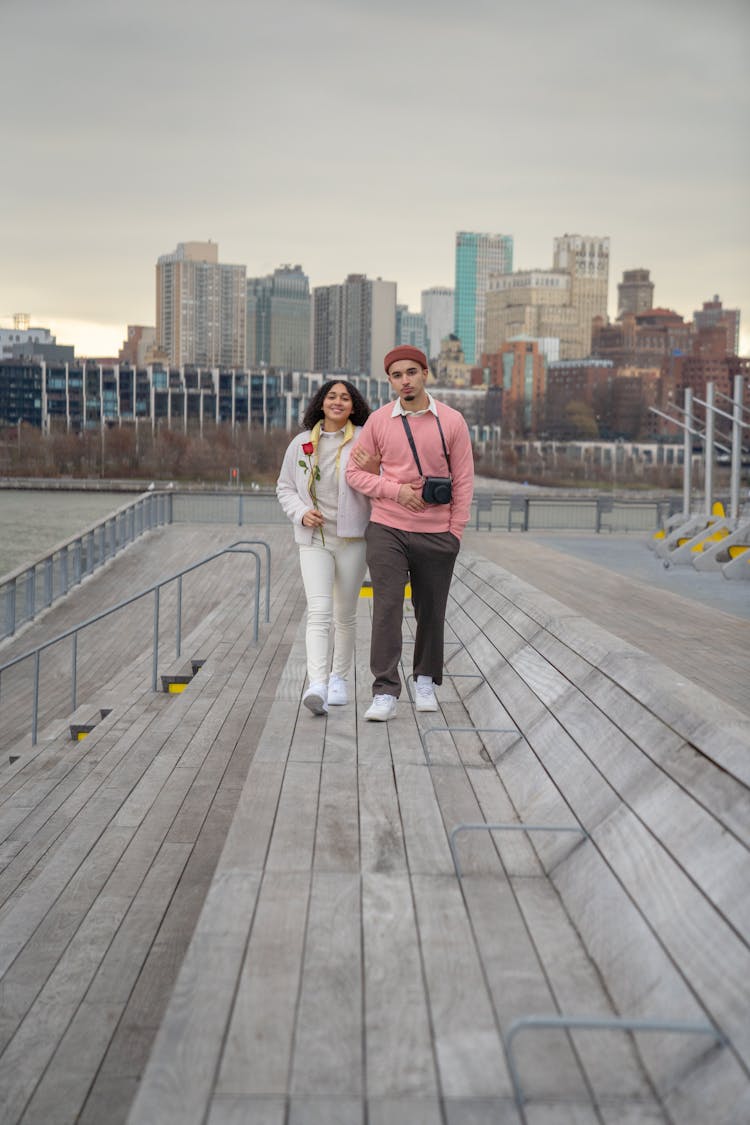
[2,0,748,355]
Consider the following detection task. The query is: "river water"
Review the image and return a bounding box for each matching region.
[0,491,130,578]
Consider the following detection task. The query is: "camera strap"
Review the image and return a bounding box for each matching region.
[400,410,451,477]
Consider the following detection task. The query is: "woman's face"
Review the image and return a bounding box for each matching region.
[321,383,354,428]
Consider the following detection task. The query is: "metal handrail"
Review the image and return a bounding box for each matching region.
[0,539,271,746]
[0,490,172,641]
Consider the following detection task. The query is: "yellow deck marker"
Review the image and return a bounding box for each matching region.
[360,582,412,599]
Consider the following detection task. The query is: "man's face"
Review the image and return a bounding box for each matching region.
[387,360,428,407]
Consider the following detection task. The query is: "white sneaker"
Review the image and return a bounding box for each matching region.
[415,678,438,712]
[365,694,398,721]
[327,674,348,706]
[303,682,328,715]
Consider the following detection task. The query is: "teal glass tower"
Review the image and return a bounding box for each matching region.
[454,232,513,364]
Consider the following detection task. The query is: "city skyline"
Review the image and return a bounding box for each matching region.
[2,0,748,356]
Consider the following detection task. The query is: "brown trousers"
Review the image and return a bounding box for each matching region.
[365,522,460,697]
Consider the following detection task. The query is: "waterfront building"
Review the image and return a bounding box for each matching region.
[246,265,311,371]
[617,269,654,317]
[156,241,246,369]
[454,232,513,364]
[0,353,404,437]
[693,295,740,356]
[311,274,396,377]
[421,286,454,360]
[396,305,428,353]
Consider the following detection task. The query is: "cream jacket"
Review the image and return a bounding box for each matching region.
[276,426,371,544]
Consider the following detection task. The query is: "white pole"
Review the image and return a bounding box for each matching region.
[729,373,743,520]
[683,388,692,518]
[704,382,714,517]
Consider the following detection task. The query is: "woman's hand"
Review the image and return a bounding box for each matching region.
[352,445,381,475]
[302,508,324,528]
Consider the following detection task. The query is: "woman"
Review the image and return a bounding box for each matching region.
[276,380,377,715]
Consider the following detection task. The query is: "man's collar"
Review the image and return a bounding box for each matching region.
[390,392,438,418]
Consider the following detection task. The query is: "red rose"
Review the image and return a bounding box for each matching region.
[302,441,314,456]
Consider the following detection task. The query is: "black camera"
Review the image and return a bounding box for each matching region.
[421,476,452,505]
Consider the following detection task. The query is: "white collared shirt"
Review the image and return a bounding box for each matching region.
[390,392,439,419]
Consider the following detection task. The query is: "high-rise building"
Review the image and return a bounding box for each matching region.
[156,241,246,368]
[312,274,396,377]
[618,269,654,317]
[485,234,609,361]
[396,305,428,352]
[246,264,311,371]
[421,287,454,360]
[454,232,513,364]
[693,295,740,355]
[552,234,609,357]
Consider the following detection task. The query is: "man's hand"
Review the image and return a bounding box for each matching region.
[302,508,324,528]
[397,483,426,512]
[352,445,381,475]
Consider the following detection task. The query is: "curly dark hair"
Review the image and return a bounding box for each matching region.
[302,379,371,430]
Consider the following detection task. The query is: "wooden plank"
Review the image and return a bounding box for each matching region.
[362,872,438,1097]
[357,762,408,875]
[368,1098,444,1125]
[513,876,658,1104]
[14,999,121,1125]
[215,870,311,1097]
[124,870,263,1125]
[290,872,361,1096]
[206,1096,286,1125]
[461,874,585,1101]
[314,763,359,873]
[411,873,507,1098]
[288,1098,364,1124]
[264,762,320,873]
[393,763,453,876]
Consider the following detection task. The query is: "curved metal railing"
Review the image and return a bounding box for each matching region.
[0,539,271,746]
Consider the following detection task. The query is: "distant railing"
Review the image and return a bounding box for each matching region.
[1,492,171,641]
[471,494,683,534]
[166,489,685,535]
[1,488,685,645]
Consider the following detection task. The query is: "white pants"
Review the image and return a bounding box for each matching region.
[298,532,367,685]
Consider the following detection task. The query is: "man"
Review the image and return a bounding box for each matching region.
[346,345,474,720]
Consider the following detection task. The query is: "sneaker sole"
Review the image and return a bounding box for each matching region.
[415,700,438,712]
[303,694,328,715]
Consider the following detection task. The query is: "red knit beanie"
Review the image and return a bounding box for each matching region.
[384,345,429,374]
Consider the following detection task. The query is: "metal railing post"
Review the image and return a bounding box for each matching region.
[71,632,78,712]
[152,587,160,693]
[44,557,53,607]
[6,578,16,638]
[176,575,183,658]
[25,568,35,622]
[61,546,69,596]
[32,650,40,746]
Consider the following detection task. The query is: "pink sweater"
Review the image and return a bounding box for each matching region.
[345,400,474,539]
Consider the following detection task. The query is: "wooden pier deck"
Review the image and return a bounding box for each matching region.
[0,523,748,1124]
